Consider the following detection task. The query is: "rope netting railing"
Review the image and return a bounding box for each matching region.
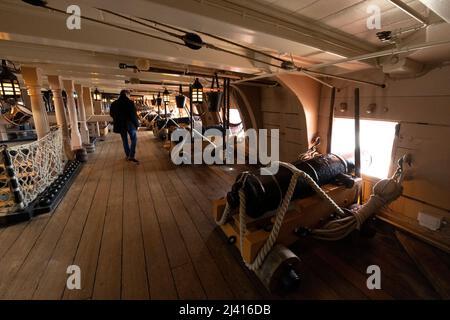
[0,128,65,214]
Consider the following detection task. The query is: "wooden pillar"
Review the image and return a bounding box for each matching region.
[82,87,100,137]
[62,80,82,150]
[47,75,74,160]
[74,84,90,145]
[21,67,50,139]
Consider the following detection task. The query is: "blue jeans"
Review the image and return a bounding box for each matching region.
[120,123,137,158]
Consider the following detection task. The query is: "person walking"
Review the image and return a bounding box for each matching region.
[110,89,140,163]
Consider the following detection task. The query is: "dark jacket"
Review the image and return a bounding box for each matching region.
[110,96,139,133]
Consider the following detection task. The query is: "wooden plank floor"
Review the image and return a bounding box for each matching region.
[0,131,447,300]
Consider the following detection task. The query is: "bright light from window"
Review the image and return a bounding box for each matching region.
[226,109,244,137]
[229,109,241,124]
[331,119,397,179]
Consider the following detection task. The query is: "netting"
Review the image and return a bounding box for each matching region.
[0,128,65,214]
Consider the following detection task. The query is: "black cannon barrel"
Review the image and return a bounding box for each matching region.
[227,154,352,218]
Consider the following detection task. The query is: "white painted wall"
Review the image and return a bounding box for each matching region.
[318,65,450,251]
[318,65,450,140]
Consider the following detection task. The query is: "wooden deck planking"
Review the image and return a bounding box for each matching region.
[148,142,264,300]
[396,231,450,299]
[0,216,50,295]
[172,262,207,300]
[187,166,228,200]
[318,233,439,299]
[143,154,191,270]
[0,223,28,261]
[149,141,234,299]
[121,150,150,299]
[0,141,105,299]
[165,165,262,299]
[169,165,264,299]
[92,144,125,299]
[142,137,206,299]
[0,145,109,298]
[32,140,111,299]
[62,139,117,300]
[297,249,369,299]
[311,242,394,300]
[135,158,177,299]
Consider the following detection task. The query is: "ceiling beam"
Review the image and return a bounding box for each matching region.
[121,0,377,57]
[0,1,261,74]
[388,0,429,25]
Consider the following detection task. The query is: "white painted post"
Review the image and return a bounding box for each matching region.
[21,67,50,139]
[62,80,82,150]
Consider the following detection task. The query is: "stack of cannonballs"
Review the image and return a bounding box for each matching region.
[37,160,81,210]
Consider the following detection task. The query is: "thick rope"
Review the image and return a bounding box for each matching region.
[240,166,299,271]
[311,168,404,240]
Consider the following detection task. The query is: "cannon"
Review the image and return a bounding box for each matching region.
[213,153,409,293]
[227,154,354,218]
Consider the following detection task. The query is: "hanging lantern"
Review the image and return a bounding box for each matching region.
[191,78,203,103]
[175,85,186,109]
[93,88,101,101]
[73,91,78,99]
[0,60,22,101]
[163,88,170,104]
[206,73,222,112]
[102,96,107,103]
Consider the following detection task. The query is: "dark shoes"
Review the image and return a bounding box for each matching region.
[124,154,139,164]
[127,157,140,164]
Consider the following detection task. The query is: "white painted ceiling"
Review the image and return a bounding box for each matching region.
[253,0,430,44]
[0,0,448,93]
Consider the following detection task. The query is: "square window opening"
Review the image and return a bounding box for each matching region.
[331,119,398,179]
